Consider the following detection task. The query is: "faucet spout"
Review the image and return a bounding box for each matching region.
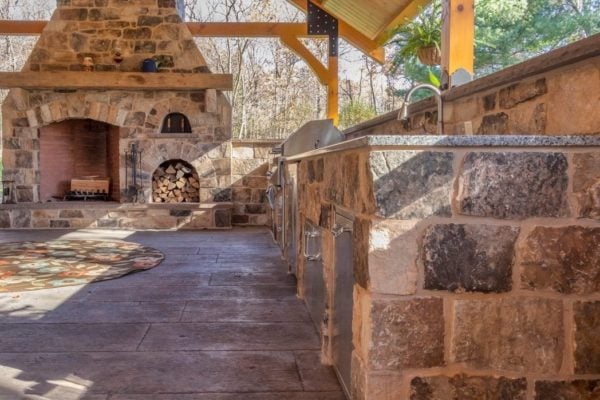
[398,83,443,135]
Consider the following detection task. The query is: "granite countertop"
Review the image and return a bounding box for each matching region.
[284,135,600,161]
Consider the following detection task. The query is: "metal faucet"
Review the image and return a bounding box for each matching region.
[398,83,443,135]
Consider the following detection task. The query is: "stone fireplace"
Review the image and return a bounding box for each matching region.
[1,1,234,229]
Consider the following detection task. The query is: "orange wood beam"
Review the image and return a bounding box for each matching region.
[285,0,385,64]
[441,0,474,87]
[0,18,383,63]
[187,22,314,38]
[0,71,233,91]
[0,20,46,36]
[280,36,329,84]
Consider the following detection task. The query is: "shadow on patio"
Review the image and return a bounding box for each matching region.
[0,228,344,400]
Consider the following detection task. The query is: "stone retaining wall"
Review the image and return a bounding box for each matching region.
[0,203,232,230]
[231,140,278,226]
[290,139,600,399]
[344,35,600,139]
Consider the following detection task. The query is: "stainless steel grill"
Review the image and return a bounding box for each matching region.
[269,119,344,274]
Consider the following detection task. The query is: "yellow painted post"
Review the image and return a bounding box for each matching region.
[327,55,339,126]
[441,0,474,88]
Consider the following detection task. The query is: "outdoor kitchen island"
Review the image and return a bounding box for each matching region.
[276,135,600,399]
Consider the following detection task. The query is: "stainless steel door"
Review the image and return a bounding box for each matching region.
[284,163,298,275]
[332,211,354,399]
[303,220,325,329]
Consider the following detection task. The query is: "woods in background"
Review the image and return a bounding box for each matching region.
[186,0,396,136]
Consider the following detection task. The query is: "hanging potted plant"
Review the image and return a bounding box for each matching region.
[390,2,442,66]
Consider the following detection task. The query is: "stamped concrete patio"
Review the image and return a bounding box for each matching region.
[0,228,343,400]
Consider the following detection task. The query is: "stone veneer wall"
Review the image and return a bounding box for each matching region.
[0,203,232,230]
[291,138,600,399]
[231,140,278,226]
[345,36,600,139]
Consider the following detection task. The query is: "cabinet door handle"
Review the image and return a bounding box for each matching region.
[304,229,321,261]
[332,224,352,238]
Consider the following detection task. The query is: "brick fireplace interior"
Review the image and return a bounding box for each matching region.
[39,119,120,202]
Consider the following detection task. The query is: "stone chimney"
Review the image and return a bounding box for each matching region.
[32,0,205,73]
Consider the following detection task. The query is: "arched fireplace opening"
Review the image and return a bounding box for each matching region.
[161,113,192,134]
[152,160,200,203]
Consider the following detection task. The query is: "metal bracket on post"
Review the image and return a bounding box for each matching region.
[307,0,339,57]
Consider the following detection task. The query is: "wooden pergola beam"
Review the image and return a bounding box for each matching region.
[441,0,475,87]
[0,20,46,36]
[0,71,233,91]
[0,19,384,64]
[280,36,329,84]
[187,22,312,38]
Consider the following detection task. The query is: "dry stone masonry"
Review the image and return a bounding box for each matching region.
[288,136,600,400]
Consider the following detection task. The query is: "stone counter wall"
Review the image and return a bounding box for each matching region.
[231,140,278,226]
[292,146,600,399]
[344,42,600,138]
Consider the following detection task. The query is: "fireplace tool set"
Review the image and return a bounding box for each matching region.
[125,143,145,203]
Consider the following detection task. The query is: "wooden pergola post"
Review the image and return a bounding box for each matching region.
[441,0,475,88]
[326,55,339,125]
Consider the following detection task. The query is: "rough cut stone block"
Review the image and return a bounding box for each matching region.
[352,354,404,400]
[50,220,71,228]
[477,112,509,134]
[307,158,324,183]
[452,297,564,373]
[215,209,231,228]
[11,210,31,229]
[410,375,527,400]
[370,298,444,370]
[232,146,254,160]
[0,211,10,228]
[459,152,568,219]
[59,210,84,219]
[370,151,453,219]
[499,78,547,109]
[369,220,419,295]
[574,301,600,374]
[232,159,266,175]
[535,380,600,400]
[352,217,370,289]
[14,150,33,168]
[573,153,600,219]
[519,226,600,294]
[423,224,519,293]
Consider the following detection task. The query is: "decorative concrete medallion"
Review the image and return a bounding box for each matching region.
[0,240,164,292]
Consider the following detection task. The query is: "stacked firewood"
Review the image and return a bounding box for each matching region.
[152,162,200,203]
